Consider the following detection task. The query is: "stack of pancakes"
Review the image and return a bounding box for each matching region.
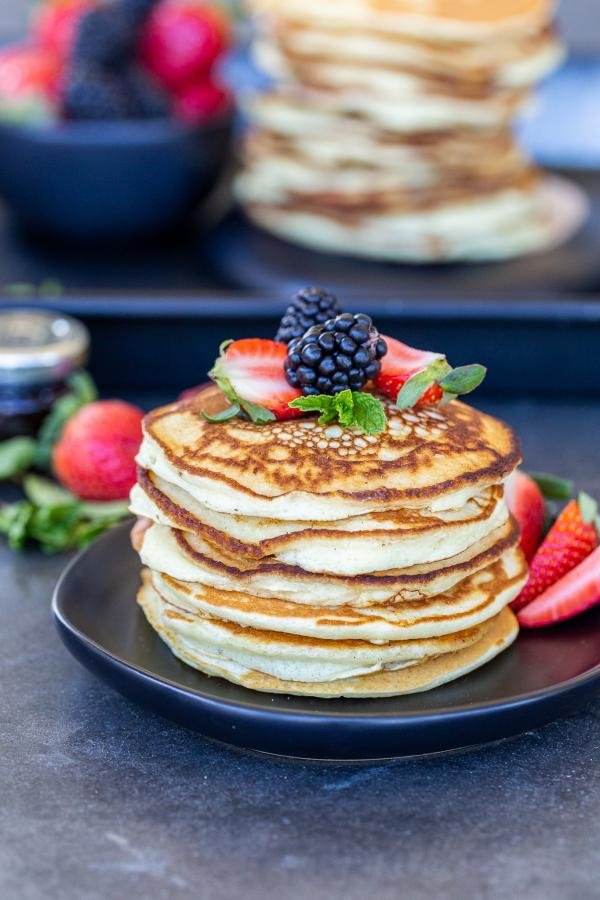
[236,0,585,261]
[130,385,528,698]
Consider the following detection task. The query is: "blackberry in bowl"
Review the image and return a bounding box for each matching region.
[285,313,388,396]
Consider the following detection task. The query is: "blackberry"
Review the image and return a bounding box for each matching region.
[64,65,130,120]
[275,286,341,345]
[117,0,160,26]
[124,68,171,118]
[285,313,388,396]
[71,7,139,69]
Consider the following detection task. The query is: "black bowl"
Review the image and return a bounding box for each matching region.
[0,114,233,241]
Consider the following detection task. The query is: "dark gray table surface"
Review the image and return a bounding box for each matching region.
[2,395,600,900]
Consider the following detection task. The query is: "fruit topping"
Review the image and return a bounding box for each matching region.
[517,544,600,628]
[140,0,230,91]
[375,336,486,409]
[64,63,130,119]
[512,493,598,612]
[505,470,545,562]
[0,45,61,120]
[207,339,302,424]
[173,77,229,123]
[275,287,341,345]
[32,0,95,59]
[53,399,144,500]
[285,313,387,397]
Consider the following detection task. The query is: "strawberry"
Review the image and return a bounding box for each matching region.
[518,544,600,628]
[140,1,230,92]
[374,336,486,409]
[53,400,144,501]
[209,339,302,422]
[504,470,545,562]
[174,78,230,123]
[31,0,95,60]
[512,494,598,612]
[0,45,62,102]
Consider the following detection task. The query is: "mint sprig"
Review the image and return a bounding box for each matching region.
[205,341,275,425]
[396,359,486,409]
[289,390,387,435]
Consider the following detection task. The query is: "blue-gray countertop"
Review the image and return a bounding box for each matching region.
[2,396,600,900]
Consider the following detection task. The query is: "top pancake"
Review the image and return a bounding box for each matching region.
[138,385,520,521]
[250,0,553,39]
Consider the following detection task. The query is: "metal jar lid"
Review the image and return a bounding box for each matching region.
[0,309,89,387]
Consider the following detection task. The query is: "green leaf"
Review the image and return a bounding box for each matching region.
[202,403,241,423]
[438,364,487,396]
[0,437,37,480]
[238,398,276,425]
[578,492,598,525]
[529,472,574,501]
[79,499,130,521]
[0,501,34,551]
[289,391,387,434]
[68,370,98,404]
[23,474,75,507]
[396,359,450,409]
[351,393,387,435]
[333,390,355,427]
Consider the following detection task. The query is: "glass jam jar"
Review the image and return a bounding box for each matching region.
[0,310,89,441]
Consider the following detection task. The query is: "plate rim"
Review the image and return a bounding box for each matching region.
[52,521,600,725]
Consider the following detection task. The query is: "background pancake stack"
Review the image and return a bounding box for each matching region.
[236,0,586,261]
[130,385,529,698]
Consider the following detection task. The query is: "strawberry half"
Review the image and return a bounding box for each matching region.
[374,336,486,409]
[518,544,600,628]
[512,494,598,612]
[208,339,302,422]
[375,337,444,407]
[504,470,545,562]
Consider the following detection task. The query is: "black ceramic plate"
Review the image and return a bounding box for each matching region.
[53,521,600,761]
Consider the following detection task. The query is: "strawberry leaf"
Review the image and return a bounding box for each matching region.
[289,391,386,435]
[438,364,486,396]
[396,359,450,409]
[202,403,241,424]
[207,344,275,425]
[0,437,37,480]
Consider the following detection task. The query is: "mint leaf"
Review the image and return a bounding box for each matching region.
[202,403,241,423]
[529,472,574,501]
[396,359,450,409]
[23,475,74,507]
[289,395,337,424]
[289,392,387,434]
[438,364,486,396]
[333,390,355,427]
[352,392,387,435]
[0,501,34,551]
[0,437,37,480]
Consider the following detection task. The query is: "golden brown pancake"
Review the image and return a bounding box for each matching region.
[137,385,521,519]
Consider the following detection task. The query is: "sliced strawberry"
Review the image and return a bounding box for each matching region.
[213,339,302,421]
[0,45,62,101]
[504,470,545,562]
[375,336,445,407]
[518,544,600,628]
[32,0,95,60]
[512,495,598,612]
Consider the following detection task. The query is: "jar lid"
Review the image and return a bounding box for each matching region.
[0,310,89,386]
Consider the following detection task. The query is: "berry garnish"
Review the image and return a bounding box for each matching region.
[518,544,600,628]
[124,66,171,118]
[140,0,230,92]
[289,390,387,435]
[71,7,139,69]
[504,470,546,562]
[0,45,61,104]
[512,494,598,612]
[207,339,302,424]
[173,78,229,124]
[32,0,95,60]
[375,336,486,409]
[53,399,144,500]
[285,313,387,397]
[275,287,341,345]
[64,63,130,119]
